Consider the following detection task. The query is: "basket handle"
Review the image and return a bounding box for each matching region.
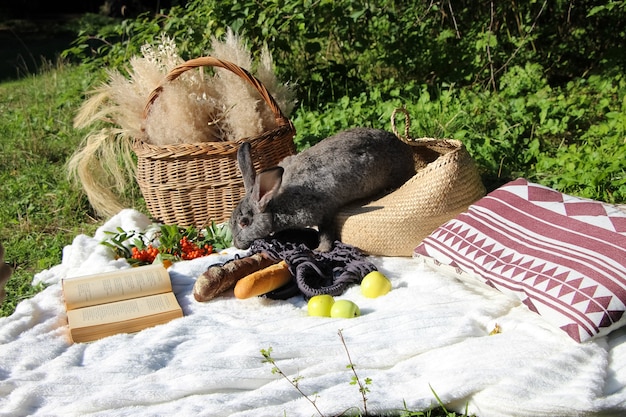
[142,56,293,133]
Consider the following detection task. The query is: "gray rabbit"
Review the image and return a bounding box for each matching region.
[229,127,416,251]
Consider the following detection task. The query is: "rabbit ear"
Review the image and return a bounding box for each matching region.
[253,167,284,212]
[237,142,255,192]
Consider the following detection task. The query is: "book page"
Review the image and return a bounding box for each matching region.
[62,264,172,310]
[66,292,182,330]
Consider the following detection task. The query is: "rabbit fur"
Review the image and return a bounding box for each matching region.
[229,127,416,251]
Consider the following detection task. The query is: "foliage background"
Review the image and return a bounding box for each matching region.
[1,0,625,317]
[65,0,626,198]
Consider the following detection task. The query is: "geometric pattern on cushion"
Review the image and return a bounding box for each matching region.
[414,178,626,342]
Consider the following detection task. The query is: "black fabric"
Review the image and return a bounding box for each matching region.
[248,231,376,299]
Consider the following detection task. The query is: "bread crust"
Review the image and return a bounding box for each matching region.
[193,253,278,302]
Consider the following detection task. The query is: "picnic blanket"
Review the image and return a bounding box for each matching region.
[1,208,625,417]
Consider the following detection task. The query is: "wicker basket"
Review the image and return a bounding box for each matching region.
[335,108,486,256]
[134,57,296,226]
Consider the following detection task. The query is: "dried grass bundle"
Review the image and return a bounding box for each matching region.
[68,32,295,218]
[207,29,295,140]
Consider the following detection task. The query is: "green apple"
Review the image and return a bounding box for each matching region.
[330,299,361,318]
[307,294,335,317]
[361,270,392,298]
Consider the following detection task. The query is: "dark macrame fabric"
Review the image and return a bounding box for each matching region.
[248,236,376,299]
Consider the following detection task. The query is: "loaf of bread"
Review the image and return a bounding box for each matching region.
[193,253,278,302]
[234,261,292,299]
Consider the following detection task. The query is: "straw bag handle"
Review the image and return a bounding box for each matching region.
[142,56,294,133]
[391,106,411,141]
[391,106,457,148]
[391,106,419,142]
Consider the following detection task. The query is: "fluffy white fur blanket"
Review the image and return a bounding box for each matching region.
[1,209,625,417]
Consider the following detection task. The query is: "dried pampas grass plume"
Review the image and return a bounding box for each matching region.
[143,83,225,145]
[256,45,297,130]
[67,128,138,217]
[209,29,296,139]
[210,28,264,140]
[69,35,181,217]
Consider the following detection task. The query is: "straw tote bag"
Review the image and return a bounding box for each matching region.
[133,57,296,227]
[335,108,486,256]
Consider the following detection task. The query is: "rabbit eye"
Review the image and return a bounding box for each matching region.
[239,217,250,228]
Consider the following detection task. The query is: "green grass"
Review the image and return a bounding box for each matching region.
[0,62,103,316]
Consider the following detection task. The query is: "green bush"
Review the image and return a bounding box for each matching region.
[534,73,626,202]
[65,0,625,105]
[60,0,626,201]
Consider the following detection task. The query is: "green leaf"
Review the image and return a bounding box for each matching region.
[350,9,366,21]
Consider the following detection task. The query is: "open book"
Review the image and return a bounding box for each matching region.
[62,264,183,343]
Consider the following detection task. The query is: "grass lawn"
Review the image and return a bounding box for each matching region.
[0,63,105,316]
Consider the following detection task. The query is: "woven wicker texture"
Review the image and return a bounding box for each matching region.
[335,109,485,256]
[134,57,296,226]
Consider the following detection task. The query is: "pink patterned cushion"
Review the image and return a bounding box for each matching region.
[414,178,626,342]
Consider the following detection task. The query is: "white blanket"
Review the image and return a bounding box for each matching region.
[1,209,625,417]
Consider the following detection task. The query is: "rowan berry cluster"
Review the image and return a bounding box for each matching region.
[131,245,160,263]
[179,236,213,260]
